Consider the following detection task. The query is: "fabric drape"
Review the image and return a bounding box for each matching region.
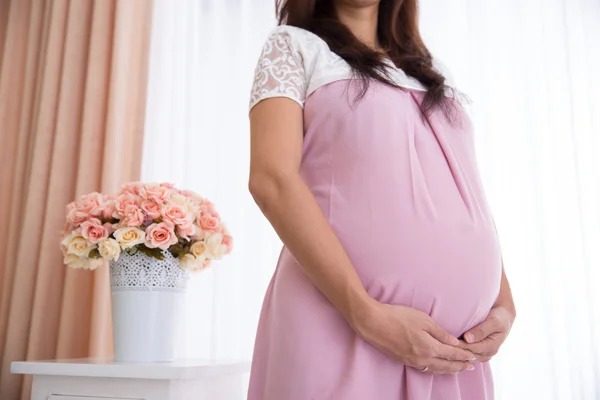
[0,0,153,398]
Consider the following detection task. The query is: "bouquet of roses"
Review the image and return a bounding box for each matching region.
[60,182,232,271]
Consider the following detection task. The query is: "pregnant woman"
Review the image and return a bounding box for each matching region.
[248,0,516,399]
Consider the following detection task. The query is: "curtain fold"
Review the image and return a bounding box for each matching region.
[0,1,153,398]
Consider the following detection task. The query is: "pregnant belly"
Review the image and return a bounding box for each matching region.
[335,219,503,337]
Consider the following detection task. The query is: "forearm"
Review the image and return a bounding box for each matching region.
[494,265,516,319]
[250,173,374,330]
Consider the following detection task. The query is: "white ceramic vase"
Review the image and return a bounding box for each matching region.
[109,249,190,363]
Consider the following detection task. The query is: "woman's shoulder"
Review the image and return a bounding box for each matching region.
[250,25,351,111]
[264,25,328,52]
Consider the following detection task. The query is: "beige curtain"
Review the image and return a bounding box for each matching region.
[0,0,153,398]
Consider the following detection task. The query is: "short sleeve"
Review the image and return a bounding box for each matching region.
[249,28,306,111]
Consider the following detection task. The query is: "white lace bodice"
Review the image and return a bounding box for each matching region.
[249,25,456,111]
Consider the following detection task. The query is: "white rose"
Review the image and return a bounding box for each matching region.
[171,194,194,212]
[206,232,227,260]
[62,233,94,257]
[64,254,89,269]
[88,258,106,270]
[190,241,207,261]
[191,226,207,241]
[98,238,121,261]
[113,227,146,249]
[180,254,203,270]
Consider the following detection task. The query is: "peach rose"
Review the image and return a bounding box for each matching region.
[145,222,178,250]
[180,254,203,270]
[199,214,220,232]
[140,200,162,220]
[61,233,94,257]
[80,218,108,244]
[159,182,175,189]
[122,204,145,227]
[98,238,121,261]
[114,193,140,219]
[114,227,146,249]
[139,184,171,204]
[64,254,89,269]
[206,232,227,260]
[190,241,207,261]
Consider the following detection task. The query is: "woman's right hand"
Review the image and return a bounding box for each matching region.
[355,301,476,375]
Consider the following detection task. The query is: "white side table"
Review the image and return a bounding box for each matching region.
[11,358,250,400]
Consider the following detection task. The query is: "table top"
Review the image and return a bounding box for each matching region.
[10,358,251,380]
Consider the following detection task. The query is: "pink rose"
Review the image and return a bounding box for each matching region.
[102,199,117,220]
[63,220,76,234]
[66,204,90,225]
[159,182,175,189]
[80,218,108,244]
[179,190,204,203]
[205,201,219,217]
[177,221,196,241]
[114,193,140,219]
[222,234,233,254]
[121,182,144,195]
[79,192,104,217]
[145,222,178,250]
[140,200,162,220]
[103,222,116,235]
[199,214,220,232]
[122,204,145,227]
[162,203,192,227]
[139,184,171,204]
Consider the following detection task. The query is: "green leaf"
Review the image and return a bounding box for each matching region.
[137,245,164,260]
[89,248,101,259]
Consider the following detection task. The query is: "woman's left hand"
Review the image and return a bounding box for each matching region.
[458,305,516,362]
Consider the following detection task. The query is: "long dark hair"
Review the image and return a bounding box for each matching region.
[277,0,455,118]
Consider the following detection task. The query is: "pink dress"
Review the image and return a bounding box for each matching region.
[248,26,502,400]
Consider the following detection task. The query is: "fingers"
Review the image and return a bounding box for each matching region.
[425,323,459,346]
[459,337,499,359]
[435,343,477,362]
[423,359,474,375]
[463,318,500,343]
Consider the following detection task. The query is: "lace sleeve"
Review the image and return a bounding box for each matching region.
[249,28,306,111]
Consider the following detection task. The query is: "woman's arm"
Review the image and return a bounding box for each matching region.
[460,265,516,361]
[494,267,516,317]
[249,97,476,374]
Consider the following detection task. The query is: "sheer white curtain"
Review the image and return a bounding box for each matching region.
[142,0,600,398]
[141,0,278,364]
[419,1,600,399]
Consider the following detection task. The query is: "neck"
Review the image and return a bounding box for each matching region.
[335,3,380,50]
